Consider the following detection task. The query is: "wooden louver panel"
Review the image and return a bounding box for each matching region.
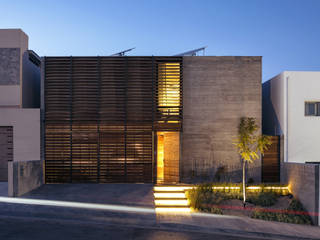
[44,56,182,183]
[262,136,280,183]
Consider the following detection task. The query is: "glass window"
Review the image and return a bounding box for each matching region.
[305,102,320,116]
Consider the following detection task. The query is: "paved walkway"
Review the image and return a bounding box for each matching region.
[0,184,318,239]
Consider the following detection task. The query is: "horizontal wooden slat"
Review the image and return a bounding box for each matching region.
[44,57,182,183]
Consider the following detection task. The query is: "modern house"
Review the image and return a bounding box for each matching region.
[42,56,262,184]
[0,29,41,196]
[0,29,263,194]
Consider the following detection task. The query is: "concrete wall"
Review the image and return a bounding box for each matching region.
[281,162,319,225]
[181,56,262,183]
[0,29,40,109]
[0,108,40,162]
[0,48,21,107]
[0,48,20,85]
[0,108,41,196]
[8,160,43,197]
[0,29,28,108]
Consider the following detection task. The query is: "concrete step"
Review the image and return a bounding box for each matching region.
[153,185,191,213]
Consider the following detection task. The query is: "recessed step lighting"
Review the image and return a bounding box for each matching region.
[154,192,186,198]
[155,199,189,206]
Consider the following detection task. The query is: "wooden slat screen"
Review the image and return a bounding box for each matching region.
[262,136,280,183]
[44,56,182,183]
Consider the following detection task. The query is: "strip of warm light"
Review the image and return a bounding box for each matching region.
[246,186,261,190]
[153,193,186,198]
[154,186,192,192]
[212,186,240,190]
[155,207,191,213]
[155,200,189,206]
[0,197,155,214]
[247,186,289,190]
[264,186,289,190]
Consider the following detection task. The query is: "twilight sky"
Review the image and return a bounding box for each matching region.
[1,0,320,81]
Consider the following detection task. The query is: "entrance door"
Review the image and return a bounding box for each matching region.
[157,132,180,184]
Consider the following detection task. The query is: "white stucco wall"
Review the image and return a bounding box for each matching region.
[286,71,320,163]
[0,108,40,162]
[267,71,320,163]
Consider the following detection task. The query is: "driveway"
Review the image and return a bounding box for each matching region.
[22,183,154,207]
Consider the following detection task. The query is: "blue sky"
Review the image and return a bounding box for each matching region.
[1,0,320,81]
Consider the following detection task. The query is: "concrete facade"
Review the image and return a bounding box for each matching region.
[181,56,262,183]
[263,71,320,163]
[281,162,319,225]
[0,48,20,85]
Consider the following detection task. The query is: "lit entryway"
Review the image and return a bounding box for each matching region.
[156,132,180,184]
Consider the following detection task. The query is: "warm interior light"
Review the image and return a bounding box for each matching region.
[157,134,164,184]
[158,63,181,119]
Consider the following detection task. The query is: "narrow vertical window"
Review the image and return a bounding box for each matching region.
[157,62,181,123]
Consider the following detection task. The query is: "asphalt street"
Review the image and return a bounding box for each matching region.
[0,215,275,240]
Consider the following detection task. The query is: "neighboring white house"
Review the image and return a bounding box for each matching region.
[0,29,41,196]
[262,71,320,163]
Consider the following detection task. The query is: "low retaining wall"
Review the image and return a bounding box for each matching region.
[281,162,319,225]
[8,160,43,197]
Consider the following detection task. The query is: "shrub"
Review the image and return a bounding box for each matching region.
[186,183,243,213]
[247,192,277,207]
[251,199,312,225]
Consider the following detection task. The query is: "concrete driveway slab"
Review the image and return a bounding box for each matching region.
[21,184,154,207]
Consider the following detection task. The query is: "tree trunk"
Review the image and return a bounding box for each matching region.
[242,160,246,204]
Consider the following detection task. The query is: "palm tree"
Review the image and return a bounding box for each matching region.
[233,117,272,206]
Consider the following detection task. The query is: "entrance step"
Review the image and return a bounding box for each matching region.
[153,185,192,213]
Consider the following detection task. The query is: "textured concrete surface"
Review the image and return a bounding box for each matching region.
[182,56,262,183]
[0,48,20,85]
[22,184,155,207]
[10,160,43,197]
[281,162,319,225]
